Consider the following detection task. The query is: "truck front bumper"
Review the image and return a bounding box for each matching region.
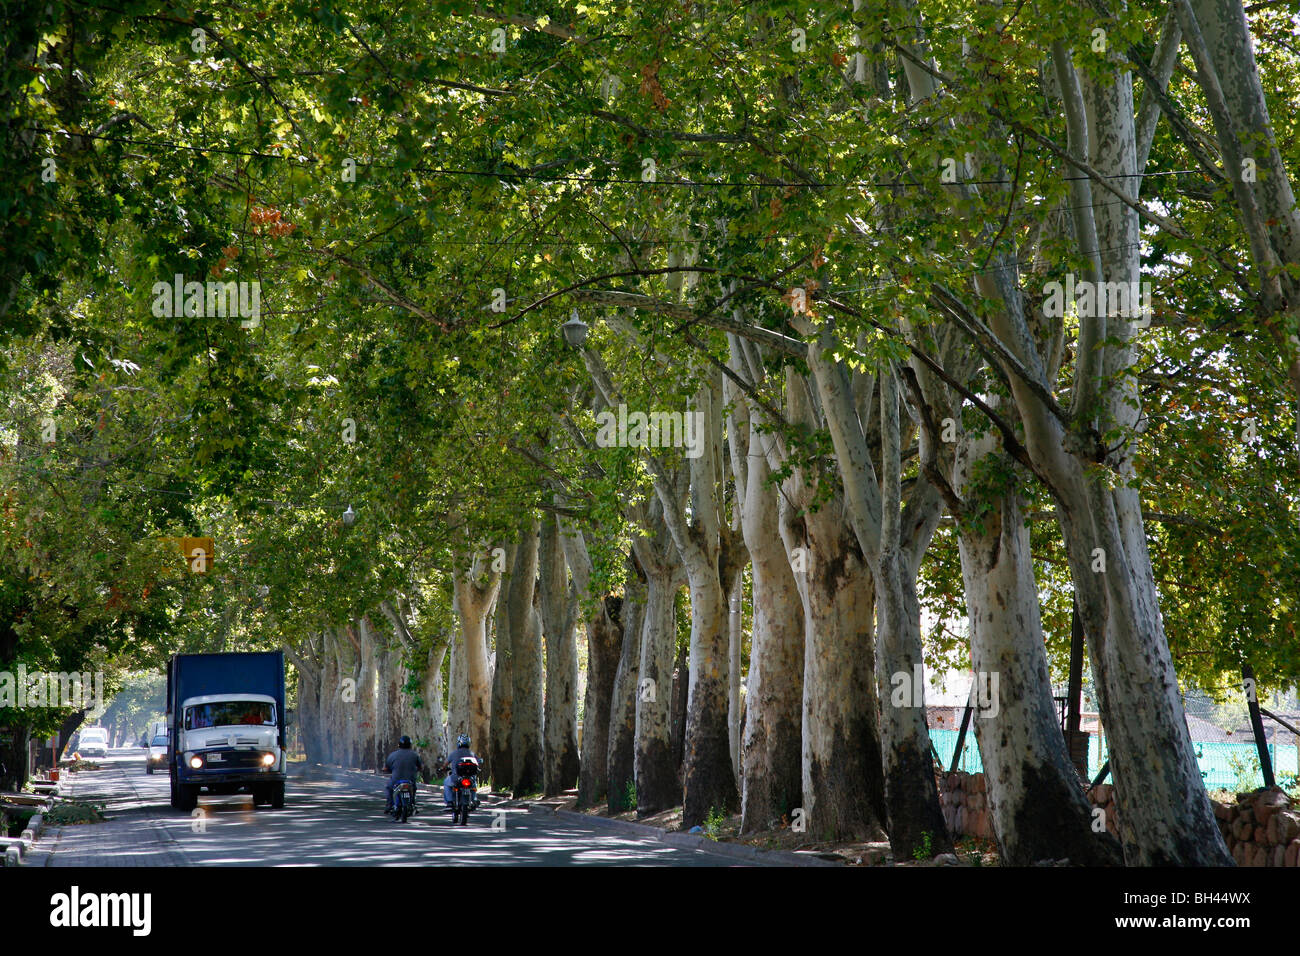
[177,748,284,787]
[178,768,286,787]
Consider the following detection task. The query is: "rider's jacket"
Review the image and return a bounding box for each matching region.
[384,748,423,783]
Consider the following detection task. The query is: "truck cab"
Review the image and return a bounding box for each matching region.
[167,652,287,812]
[176,694,283,798]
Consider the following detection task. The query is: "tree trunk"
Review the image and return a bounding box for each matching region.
[357,617,380,771]
[1015,50,1230,865]
[577,348,737,826]
[56,711,88,764]
[489,541,516,790]
[0,723,30,792]
[424,637,449,767]
[559,520,622,808]
[669,638,689,777]
[452,546,501,775]
[680,568,737,827]
[538,516,580,795]
[512,605,546,794]
[382,597,449,767]
[607,567,644,813]
[955,435,1122,865]
[724,356,805,834]
[287,638,322,763]
[318,630,339,765]
[738,492,805,834]
[630,493,685,816]
[633,552,680,814]
[582,595,622,807]
[728,576,743,791]
[448,616,468,743]
[877,366,952,858]
[790,505,888,842]
[338,624,362,768]
[675,375,741,827]
[510,520,545,795]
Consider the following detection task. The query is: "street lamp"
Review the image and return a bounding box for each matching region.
[562,309,589,349]
[342,504,356,526]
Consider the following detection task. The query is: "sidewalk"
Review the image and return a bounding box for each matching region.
[34,763,191,867]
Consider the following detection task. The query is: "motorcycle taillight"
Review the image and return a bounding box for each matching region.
[461,778,472,787]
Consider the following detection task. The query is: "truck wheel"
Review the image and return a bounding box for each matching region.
[146,763,153,775]
[178,785,199,812]
[169,772,180,809]
[270,783,285,809]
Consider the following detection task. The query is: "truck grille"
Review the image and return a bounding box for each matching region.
[203,735,264,747]
[203,750,265,769]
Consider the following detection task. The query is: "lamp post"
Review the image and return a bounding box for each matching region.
[342,504,356,526]
[562,309,589,349]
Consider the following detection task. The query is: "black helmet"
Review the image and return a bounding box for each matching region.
[456,733,470,749]
[398,735,412,748]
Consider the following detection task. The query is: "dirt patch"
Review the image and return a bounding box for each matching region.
[46,800,108,825]
[59,760,102,772]
[514,791,1000,865]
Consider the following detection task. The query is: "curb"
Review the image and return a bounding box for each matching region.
[3,798,53,867]
[546,807,843,867]
[2,836,32,866]
[23,812,44,841]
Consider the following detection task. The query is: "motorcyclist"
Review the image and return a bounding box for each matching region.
[441,733,481,810]
[383,734,423,816]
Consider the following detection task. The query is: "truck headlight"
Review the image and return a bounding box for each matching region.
[261,753,275,766]
[189,755,204,769]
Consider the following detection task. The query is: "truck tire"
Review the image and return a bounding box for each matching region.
[146,763,153,775]
[270,783,285,809]
[169,772,180,809]
[178,784,199,812]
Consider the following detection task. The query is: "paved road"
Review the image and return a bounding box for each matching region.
[38,750,751,867]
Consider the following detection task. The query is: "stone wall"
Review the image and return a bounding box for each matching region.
[1211,787,1300,867]
[937,771,994,841]
[940,772,1300,866]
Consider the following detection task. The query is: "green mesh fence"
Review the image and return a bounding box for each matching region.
[931,727,1299,792]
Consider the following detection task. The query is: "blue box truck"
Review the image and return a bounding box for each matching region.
[167,651,287,811]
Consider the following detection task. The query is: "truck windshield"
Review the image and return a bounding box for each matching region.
[185,701,275,729]
[151,735,168,747]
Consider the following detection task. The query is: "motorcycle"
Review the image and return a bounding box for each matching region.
[449,757,481,826]
[391,779,416,823]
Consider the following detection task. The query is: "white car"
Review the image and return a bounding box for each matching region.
[146,733,169,774]
[78,728,109,758]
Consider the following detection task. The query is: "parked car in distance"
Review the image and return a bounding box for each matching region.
[78,727,109,757]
